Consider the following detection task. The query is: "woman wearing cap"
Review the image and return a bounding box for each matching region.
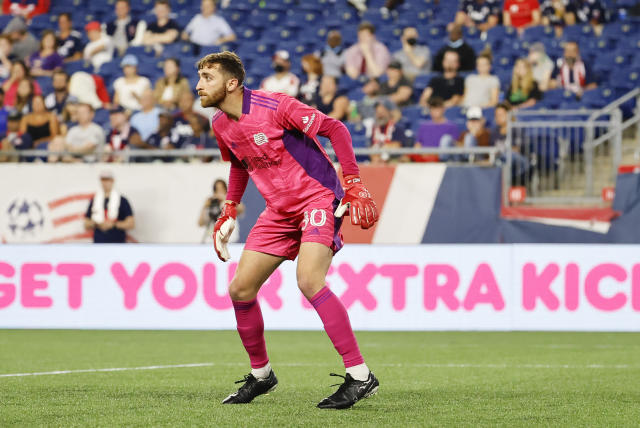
[113,54,151,111]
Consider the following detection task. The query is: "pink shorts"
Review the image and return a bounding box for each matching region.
[244,195,344,260]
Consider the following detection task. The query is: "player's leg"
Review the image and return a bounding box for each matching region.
[223,249,285,404]
[297,241,379,409]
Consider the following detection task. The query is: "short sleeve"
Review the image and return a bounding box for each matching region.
[219,17,233,36]
[274,94,327,139]
[119,197,133,219]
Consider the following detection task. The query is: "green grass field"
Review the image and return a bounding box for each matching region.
[0,330,638,427]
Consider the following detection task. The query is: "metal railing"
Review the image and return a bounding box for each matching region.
[504,88,640,206]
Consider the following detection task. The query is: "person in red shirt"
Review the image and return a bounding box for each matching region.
[503,0,541,32]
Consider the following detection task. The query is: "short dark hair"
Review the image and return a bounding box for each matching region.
[116,0,130,4]
[358,21,376,34]
[53,69,69,81]
[155,0,170,6]
[496,101,512,111]
[59,12,72,20]
[197,51,245,85]
[428,96,444,108]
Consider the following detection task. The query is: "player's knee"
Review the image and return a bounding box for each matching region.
[296,273,323,299]
[228,279,256,301]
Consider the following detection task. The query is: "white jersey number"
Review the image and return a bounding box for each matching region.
[301,209,327,231]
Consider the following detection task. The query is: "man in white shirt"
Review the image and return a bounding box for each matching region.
[83,21,114,72]
[260,50,300,97]
[113,54,151,111]
[182,0,235,53]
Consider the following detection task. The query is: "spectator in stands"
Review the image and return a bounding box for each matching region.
[463,53,500,108]
[130,89,160,141]
[27,30,63,77]
[319,30,345,78]
[0,36,14,80]
[84,170,135,244]
[572,0,608,26]
[392,27,431,81]
[414,97,460,161]
[315,75,349,121]
[68,71,111,110]
[153,57,190,110]
[143,0,180,52]
[171,91,208,145]
[56,13,83,63]
[147,109,181,153]
[48,103,104,162]
[182,113,216,153]
[14,79,35,114]
[541,0,573,28]
[2,17,39,62]
[2,61,41,108]
[44,70,69,119]
[455,0,501,32]
[113,54,151,112]
[345,21,391,79]
[433,25,476,73]
[507,58,543,108]
[298,54,323,106]
[59,95,79,135]
[503,0,541,32]
[419,50,465,108]
[370,60,413,107]
[527,42,554,91]
[0,88,8,136]
[105,105,148,161]
[549,41,596,97]
[182,0,236,55]
[370,98,412,164]
[260,50,300,97]
[490,101,529,179]
[20,94,58,150]
[439,106,490,162]
[198,179,244,243]
[2,0,48,19]
[0,110,32,162]
[83,21,114,72]
[105,0,146,57]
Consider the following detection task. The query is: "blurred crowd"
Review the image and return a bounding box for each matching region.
[0,0,638,164]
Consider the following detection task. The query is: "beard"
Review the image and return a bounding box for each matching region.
[199,84,227,108]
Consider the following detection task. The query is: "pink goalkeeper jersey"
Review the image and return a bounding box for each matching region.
[211,88,344,214]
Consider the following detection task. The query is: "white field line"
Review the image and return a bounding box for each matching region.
[0,362,638,378]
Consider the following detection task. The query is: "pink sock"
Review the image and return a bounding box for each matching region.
[233,299,269,369]
[309,286,364,368]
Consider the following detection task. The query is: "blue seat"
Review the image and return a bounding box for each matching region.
[539,89,567,109]
[522,26,553,43]
[562,24,593,41]
[609,69,640,92]
[581,87,616,108]
[93,108,110,128]
[602,22,639,42]
[64,60,92,75]
[126,45,156,59]
[35,76,54,96]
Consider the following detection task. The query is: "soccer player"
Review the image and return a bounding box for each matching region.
[195,51,379,409]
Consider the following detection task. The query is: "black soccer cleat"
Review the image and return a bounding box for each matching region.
[222,370,278,404]
[317,371,379,409]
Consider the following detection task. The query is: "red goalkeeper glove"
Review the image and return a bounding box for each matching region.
[213,201,237,262]
[334,175,379,229]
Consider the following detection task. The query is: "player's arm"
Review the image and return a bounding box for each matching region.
[317,116,379,229]
[212,134,249,262]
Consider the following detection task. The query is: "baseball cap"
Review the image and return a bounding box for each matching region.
[85,21,101,32]
[273,50,290,61]
[66,95,79,104]
[109,105,125,114]
[3,17,27,34]
[99,170,114,180]
[388,60,403,70]
[466,106,483,120]
[374,98,396,111]
[120,54,138,67]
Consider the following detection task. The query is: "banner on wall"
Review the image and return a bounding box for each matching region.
[0,244,638,331]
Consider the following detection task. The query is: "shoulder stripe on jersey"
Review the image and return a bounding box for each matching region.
[251,93,279,105]
[251,101,277,111]
[211,111,224,123]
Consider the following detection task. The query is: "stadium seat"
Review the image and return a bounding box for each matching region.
[126,45,156,59]
[581,87,616,109]
[609,69,640,92]
[522,26,554,43]
[93,108,110,128]
[64,60,93,75]
[562,24,593,41]
[35,76,53,97]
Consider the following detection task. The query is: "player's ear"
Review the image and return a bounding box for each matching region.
[227,78,239,92]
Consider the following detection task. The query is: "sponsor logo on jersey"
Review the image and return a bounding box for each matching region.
[253,132,269,146]
[241,154,282,172]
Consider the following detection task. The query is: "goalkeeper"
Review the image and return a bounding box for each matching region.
[196,51,379,409]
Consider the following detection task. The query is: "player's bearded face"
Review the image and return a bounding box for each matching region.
[197,67,228,108]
